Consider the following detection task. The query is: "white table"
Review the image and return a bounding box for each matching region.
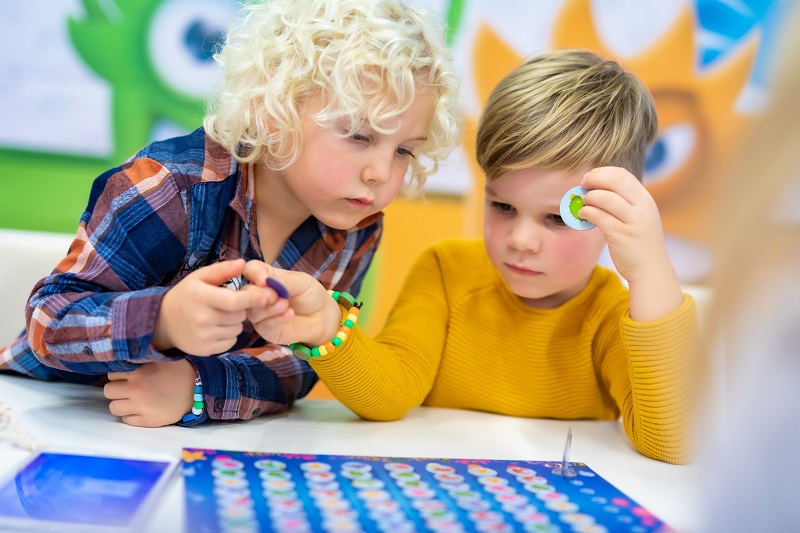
[0,374,702,532]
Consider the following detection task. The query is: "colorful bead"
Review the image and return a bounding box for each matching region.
[182,375,205,423]
[288,291,363,361]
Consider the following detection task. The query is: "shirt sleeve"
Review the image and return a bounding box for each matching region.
[24,159,189,374]
[181,345,318,426]
[309,245,450,420]
[597,294,701,464]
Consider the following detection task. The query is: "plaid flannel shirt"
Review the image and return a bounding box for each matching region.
[0,128,383,425]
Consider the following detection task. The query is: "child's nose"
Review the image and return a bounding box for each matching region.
[361,152,393,185]
[507,221,541,253]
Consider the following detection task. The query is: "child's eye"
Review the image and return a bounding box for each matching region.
[350,132,371,143]
[490,201,514,213]
[395,146,416,158]
[549,214,567,227]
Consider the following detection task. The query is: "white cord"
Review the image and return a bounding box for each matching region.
[0,400,40,451]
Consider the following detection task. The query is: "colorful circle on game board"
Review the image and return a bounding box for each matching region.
[474,521,513,532]
[254,459,287,471]
[396,480,429,490]
[456,499,492,512]
[469,510,504,524]
[218,505,256,519]
[321,518,360,531]
[300,461,331,472]
[340,469,372,480]
[514,510,549,523]
[267,499,304,512]
[390,471,421,482]
[262,479,295,490]
[467,467,497,477]
[411,499,447,512]
[304,471,336,483]
[213,486,251,500]
[274,520,310,532]
[495,494,527,506]
[574,525,609,533]
[352,478,385,490]
[212,457,245,469]
[537,491,567,503]
[580,488,596,495]
[307,480,340,491]
[448,489,482,502]
[426,463,456,474]
[212,468,246,479]
[545,501,578,513]
[379,522,416,532]
[316,498,351,511]
[263,489,299,501]
[371,512,409,527]
[434,473,464,483]
[309,489,342,500]
[214,477,248,488]
[518,474,547,485]
[560,513,595,525]
[483,484,516,495]
[441,482,471,492]
[384,462,415,472]
[477,476,508,486]
[269,510,306,522]
[357,490,391,501]
[507,466,536,476]
[426,517,463,530]
[560,186,595,230]
[578,470,596,477]
[523,483,554,495]
[340,461,372,472]
[259,469,291,481]
[365,499,401,513]
[402,487,436,500]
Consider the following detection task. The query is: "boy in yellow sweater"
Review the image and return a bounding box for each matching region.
[243,50,700,465]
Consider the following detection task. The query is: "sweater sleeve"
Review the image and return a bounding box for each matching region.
[308,245,451,421]
[600,294,700,464]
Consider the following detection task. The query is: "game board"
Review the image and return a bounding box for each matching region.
[182,448,665,533]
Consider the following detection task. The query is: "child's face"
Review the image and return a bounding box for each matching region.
[483,167,606,308]
[275,91,436,230]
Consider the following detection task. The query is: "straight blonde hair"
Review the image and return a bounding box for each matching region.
[476,49,656,181]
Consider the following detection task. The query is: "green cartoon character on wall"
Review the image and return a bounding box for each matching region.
[0,0,237,232]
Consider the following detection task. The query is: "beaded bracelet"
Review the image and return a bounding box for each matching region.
[180,374,205,423]
[289,291,362,361]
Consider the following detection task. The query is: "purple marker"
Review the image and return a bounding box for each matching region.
[267,277,289,299]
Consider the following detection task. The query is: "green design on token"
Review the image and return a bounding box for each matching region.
[569,194,586,221]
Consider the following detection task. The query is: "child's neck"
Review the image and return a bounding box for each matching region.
[254,163,310,265]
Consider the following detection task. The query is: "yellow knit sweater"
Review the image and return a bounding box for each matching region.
[311,240,699,464]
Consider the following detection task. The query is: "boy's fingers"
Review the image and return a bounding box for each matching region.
[242,260,277,287]
[193,258,247,286]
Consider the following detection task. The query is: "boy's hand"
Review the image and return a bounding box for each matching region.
[153,259,274,356]
[242,261,342,347]
[105,360,196,427]
[580,167,683,321]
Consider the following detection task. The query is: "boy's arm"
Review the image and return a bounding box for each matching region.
[308,246,451,421]
[598,295,701,464]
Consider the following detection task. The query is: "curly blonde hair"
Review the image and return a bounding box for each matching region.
[204,0,463,190]
[476,49,657,182]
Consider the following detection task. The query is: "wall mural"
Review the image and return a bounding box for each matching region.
[0,0,787,332]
